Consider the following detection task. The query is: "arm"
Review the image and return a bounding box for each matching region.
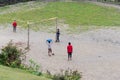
[71,46,73,53]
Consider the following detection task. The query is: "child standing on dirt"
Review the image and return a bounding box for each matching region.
[67,42,73,61]
[46,39,54,56]
[55,29,60,42]
[12,20,17,32]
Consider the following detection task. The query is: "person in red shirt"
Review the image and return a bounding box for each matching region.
[67,42,73,61]
[12,20,17,32]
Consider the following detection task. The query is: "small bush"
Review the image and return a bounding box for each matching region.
[28,59,42,76]
[46,69,82,80]
[0,40,27,68]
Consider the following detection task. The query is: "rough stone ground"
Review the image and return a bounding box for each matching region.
[0,26,120,80]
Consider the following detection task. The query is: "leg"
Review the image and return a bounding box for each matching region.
[68,54,70,61]
[50,49,54,55]
[56,35,60,42]
[14,27,16,32]
[48,49,51,56]
[13,27,16,32]
[70,53,72,60]
[57,36,60,42]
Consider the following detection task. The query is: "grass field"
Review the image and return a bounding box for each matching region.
[0,1,120,30]
[0,65,50,80]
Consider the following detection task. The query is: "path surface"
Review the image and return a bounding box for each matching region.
[0,26,120,80]
[1,2,120,80]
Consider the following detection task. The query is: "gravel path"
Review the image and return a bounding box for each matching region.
[1,1,120,80]
[1,26,120,80]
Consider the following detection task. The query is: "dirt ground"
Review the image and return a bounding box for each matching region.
[1,25,120,80]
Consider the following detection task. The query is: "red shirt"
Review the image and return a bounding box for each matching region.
[12,21,17,27]
[67,45,73,53]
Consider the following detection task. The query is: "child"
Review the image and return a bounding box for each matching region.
[12,20,17,32]
[55,29,60,42]
[46,39,54,56]
[67,42,73,61]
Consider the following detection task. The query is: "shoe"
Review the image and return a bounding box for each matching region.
[48,54,51,56]
[52,53,54,55]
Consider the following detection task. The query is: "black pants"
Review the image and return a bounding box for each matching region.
[13,26,16,32]
[56,35,60,42]
[68,52,72,59]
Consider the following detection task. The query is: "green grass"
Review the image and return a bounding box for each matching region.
[0,1,120,30]
[0,65,51,80]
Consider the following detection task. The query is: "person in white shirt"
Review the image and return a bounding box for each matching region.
[46,39,54,56]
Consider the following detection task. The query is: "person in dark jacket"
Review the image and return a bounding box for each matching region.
[67,42,73,61]
[55,29,60,42]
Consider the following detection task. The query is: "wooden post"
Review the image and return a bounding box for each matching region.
[27,21,30,49]
[56,17,57,30]
[55,18,57,42]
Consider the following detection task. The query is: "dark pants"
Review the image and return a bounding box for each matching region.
[13,26,16,32]
[68,52,72,60]
[56,35,60,42]
[48,48,52,53]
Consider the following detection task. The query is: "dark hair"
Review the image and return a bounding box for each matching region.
[48,41,50,43]
[68,42,71,45]
[57,29,59,32]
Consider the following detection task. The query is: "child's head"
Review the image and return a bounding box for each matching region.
[57,29,59,31]
[47,39,52,43]
[68,42,71,45]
